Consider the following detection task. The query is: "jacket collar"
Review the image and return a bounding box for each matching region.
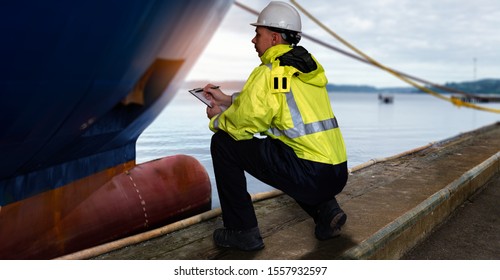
[260,44,327,87]
[260,44,293,65]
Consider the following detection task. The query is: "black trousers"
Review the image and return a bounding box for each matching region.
[211,131,348,230]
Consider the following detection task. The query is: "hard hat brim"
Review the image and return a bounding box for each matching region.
[250,22,301,33]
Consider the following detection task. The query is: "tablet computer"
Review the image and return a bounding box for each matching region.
[189,88,213,107]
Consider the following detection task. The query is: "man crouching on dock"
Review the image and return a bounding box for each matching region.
[203,1,348,251]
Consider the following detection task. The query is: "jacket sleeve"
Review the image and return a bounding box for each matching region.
[209,66,279,140]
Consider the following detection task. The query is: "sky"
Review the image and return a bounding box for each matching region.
[186,0,500,88]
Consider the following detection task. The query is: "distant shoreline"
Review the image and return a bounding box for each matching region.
[184,78,500,94]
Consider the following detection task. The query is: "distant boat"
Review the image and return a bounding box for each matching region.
[378,93,394,104]
[0,0,234,259]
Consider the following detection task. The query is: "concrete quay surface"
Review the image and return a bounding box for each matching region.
[402,171,499,260]
[78,122,500,260]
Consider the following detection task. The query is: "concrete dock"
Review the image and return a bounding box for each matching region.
[63,122,500,260]
[403,171,499,259]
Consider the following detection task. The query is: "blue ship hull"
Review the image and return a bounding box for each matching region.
[0,0,233,259]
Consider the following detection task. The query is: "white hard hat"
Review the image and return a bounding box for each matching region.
[251,1,302,33]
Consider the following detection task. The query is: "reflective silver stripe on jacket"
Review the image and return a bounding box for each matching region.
[265,64,338,139]
[268,89,339,138]
[213,114,220,129]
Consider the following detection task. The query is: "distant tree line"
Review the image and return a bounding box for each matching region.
[327,79,500,94]
[428,79,500,94]
[186,79,500,94]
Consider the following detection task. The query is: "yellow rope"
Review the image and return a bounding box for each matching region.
[290,0,500,114]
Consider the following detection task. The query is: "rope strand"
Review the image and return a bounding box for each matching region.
[289,0,500,113]
[235,1,499,113]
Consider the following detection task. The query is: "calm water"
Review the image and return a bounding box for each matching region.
[136,89,500,208]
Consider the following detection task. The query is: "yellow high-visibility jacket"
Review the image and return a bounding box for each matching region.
[210,44,347,165]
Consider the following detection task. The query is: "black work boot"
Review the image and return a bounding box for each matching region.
[213,227,265,251]
[315,199,347,240]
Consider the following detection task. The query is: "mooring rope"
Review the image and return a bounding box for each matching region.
[289,0,500,113]
[235,1,500,113]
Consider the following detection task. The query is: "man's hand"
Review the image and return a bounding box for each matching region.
[203,84,232,108]
[206,104,223,119]
[203,84,233,119]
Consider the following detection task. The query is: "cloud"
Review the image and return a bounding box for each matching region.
[187,0,500,87]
